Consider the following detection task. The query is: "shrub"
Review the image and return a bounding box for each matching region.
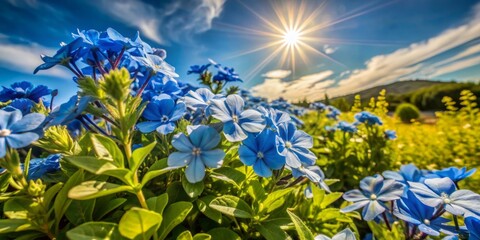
[395,103,420,123]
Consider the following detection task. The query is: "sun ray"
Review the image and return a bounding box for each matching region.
[222,40,284,60]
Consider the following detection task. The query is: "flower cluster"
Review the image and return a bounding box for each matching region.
[342,164,479,238]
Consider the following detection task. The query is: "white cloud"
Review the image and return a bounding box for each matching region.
[96,0,225,45]
[0,40,69,78]
[429,55,480,78]
[261,69,291,79]
[323,45,337,54]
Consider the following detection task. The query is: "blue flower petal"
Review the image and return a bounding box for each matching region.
[200,149,225,168]
[223,121,247,142]
[189,126,220,150]
[0,138,6,158]
[9,113,45,133]
[156,122,175,135]
[168,152,193,167]
[172,133,194,152]
[341,200,369,213]
[362,200,386,221]
[136,121,161,133]
[238,145,257,166]
[185,156,206,183]
[253,159,272,178]
[6,132,40,148]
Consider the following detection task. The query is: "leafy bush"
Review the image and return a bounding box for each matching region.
[395,103,420,123]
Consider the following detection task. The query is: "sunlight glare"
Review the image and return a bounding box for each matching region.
[283,29,300,46]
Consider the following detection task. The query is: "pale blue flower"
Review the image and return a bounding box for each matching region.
[315,228,356,240]
[277,122,316,169]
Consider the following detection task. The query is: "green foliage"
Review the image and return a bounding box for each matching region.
[394,103,420,123]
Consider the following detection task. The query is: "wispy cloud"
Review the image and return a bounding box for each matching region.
[0,39,69,78]
[96,0,225,45]
[323,45,338,55]
[261,69,291,79]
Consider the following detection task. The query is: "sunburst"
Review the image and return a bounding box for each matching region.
[215,0,400,81]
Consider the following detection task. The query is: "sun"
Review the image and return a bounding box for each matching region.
[283,29,301,46]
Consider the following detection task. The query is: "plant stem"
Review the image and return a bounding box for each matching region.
[382,212,392,231]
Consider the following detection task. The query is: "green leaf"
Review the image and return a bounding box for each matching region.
[65,199,96,225]
[260,188,293,214]
[210,168,245,188]
[141,159,176,186]
[177,230,193,240]
[43,182,63,210]
[94,197,127,220]
[182,174,204,198]
[146,193,169,215]
[209,195,253,219]
[158,201,193,240]
[256,222,291,240]
[207,228,241,240]
[196,196,222,224]
[64,156,133,185]
[130,142,156,172]
[287,209,314,240]
[193,233,211,240]
[67,222,125,240]
[54,170,84,232]
[0,219,36,234]
[90,134,124,167]
[320,192,343,209]
[246,179,266,202]
[119,207,162,240]
[3,198,34,219]
[23,149,32,179]
[68,181,134,200]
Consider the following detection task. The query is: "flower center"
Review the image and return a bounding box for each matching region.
[285,141,292,149]
[0,129,11,137]
[232,114,239,123]
[441,192,451,204]
[423,219,430,225]
[161,115,169,122]
[370,194,377,200]
[192,147,201,156]
[257,151,264,159]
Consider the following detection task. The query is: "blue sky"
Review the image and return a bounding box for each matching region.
[1,0,480,103]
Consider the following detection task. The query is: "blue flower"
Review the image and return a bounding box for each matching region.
[429,167,476,183]
[34,38,84,74]
[168,125,225,183]
[315,228,356,240]
[3,99,35,115]
[141,77,183,100]
[209,94,265,142]
[341,175,405,221]
[187,64,210,74]
[132,54,179,78]
[27,154,62,180]
[183,88,223,115]
[209,59,242,82]
[354,111,383,126]
[0,81,52,103]
[137,94,186,135]
[393,191,453,236]
[239,130,285,177]
[326,106,341,119]
[465,217,480,240]
[335,121,357,133]
[0,109,45,158]
[409,177,480,217]
[383,163,424,185]
[291,165,330,192]
[47,95,92,126]
[277,122,316,169]
[310,102,326,111]
[257,107,291,133]
[384,130,397,140]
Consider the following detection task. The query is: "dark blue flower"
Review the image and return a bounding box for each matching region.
[34,38,84,74]
[187,64,210,74]
[384,130,397,140]
[0,109,45,158]
[393,191,453,236]
[209,59,242,82]
[341,175,405,221]
[137,94,186,135]
[239,130,285,177]
[465,217,480,240]
[315,228,356,240]
[47,95,92,126]
[27,154,62,180]
[354,111,383,126]
[326,106,341,119]
[3,99,35,115]
[277,122,316,169]
[335,121,357,133]
[210,94,265,142]
[409,177,480,217]
[141,77,183,100]
[428,167,476,183]
[168,125,225,183]
[0,81,52,103]
[310,102,326,111]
